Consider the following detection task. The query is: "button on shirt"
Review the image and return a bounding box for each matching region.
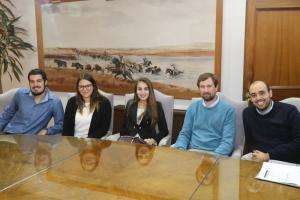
[0,88,64,134]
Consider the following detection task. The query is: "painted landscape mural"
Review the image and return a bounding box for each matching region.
[41,0,217,99]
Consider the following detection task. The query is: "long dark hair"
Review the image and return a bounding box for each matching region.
[132,77,158,127]
[76,73,102,113]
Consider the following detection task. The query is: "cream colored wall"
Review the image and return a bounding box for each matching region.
[1,0,246,101]
[2,0,38,92]
[220,0,246,101]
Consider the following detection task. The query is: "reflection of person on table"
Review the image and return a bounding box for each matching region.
[80,143,100,172]
[11,135,60,171]
[0,136,26,184]
[33,136,60,171]
[79,140,111,172]
[121,77,168,146]
[34,144,52,171]
[135,145,155,166]
[195,156,217,185]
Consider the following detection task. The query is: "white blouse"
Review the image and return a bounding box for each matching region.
[74,103,93,138]
[136,107,145,125]
[135,107,146,138]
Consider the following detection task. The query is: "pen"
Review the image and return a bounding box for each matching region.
[264,170,269,178]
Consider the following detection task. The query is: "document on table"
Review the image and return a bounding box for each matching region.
[256,162,300,188]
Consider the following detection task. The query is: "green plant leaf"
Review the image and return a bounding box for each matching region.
[0,2,15,18]
[14,57,23,70]
[8,16,21,24]
[8,48,22,57]
[7,70,12,82]
[0,60,3,74]
[3,0,15,7]
[0,1,34,83]
[9,57,23,76]
[12,66,21,82]
[3,58,8,73]
[14,27,26,35]
[3,59,8,73]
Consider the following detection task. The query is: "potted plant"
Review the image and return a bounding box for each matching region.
[0,0,34,93]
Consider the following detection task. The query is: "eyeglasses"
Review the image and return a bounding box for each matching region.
[78,84,93,90]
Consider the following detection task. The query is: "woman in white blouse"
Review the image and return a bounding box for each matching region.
[63,73,111,138]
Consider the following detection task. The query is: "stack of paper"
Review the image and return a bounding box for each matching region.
[256,161,300,187]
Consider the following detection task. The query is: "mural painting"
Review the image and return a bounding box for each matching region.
[39,0,219,99]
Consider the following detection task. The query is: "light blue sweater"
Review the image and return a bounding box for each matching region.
[173,99,236,156]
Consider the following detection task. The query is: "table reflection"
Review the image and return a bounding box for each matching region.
[34,144,52,171]
[135,144,155,166]
[0,134,79,191]
[0,137,26,190]
[0,135,216,199]
[80,141,111,172]
[195,156,217,185]
[191,158,300,200]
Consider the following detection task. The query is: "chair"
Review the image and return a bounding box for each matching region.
[124,89,174,146]
[53,91,71,111]
[219,94,248,158]
[47,91,71,127]
[98,89,114,136]
[0,88,19,111]
[281,97,300,111]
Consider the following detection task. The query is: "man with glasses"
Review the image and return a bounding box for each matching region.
[172,73,236,156]
[243,81,300,163]
[0,68,64,135]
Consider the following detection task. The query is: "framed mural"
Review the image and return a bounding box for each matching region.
[35,0,223,99]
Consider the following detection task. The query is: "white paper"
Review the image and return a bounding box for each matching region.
[256,162,300,187]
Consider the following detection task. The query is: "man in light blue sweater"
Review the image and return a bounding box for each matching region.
[172,73,236,156]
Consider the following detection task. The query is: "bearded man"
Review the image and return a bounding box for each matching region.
[172,73,236,156]
[0,68,64,135]
[243,81,300,164]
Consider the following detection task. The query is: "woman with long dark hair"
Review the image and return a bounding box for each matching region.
[121,77,169,145]
[63,73,111,138]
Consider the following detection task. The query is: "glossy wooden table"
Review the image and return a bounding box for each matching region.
[0,135,299,199]
[190,158,300,200]
[0,135,216,199]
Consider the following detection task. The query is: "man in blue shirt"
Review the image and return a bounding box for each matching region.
[172,73,236,156]
[0,68,64,135]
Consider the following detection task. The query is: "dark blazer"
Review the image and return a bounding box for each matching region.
[63,96,112,138]
[121,100,169,143]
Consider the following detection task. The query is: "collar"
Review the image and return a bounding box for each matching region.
[256,100,274,115]
[28,88,53,103]
[202,94,220,108]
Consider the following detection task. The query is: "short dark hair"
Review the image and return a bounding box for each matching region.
[28,68,47,81]
[197,73,218,88]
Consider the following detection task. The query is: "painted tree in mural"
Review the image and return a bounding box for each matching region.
[0,0,34,93]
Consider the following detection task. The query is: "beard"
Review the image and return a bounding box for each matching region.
[256,99,271,111]
[30,86,46,96]
[202,93,216,102]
